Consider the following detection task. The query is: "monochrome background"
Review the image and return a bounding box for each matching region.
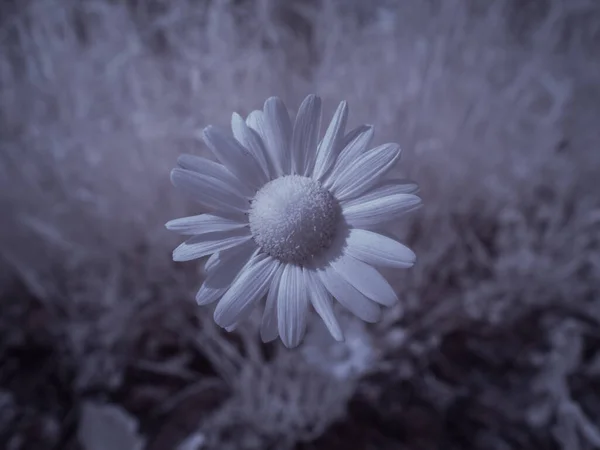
[1,0,599,449]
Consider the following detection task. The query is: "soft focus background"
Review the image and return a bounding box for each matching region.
[1,0,600,449]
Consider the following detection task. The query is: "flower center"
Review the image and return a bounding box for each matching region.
[249,175,339,264]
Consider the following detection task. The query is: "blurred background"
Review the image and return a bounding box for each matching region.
[1,0,600,449]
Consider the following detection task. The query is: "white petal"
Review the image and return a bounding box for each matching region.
[305,269,344,341]
[312,101,348,181]
[277,264,309,348]
[214,254,280,328]
[260,264,284,343]
[177,154,251,198]
[196,243,256,305]
[291,94,321,176]
[166,214,247,235]
[231,113,271,181]
[246,110,266,138]
[224,323,239,332]
[196,285,226,307]
[170,168,250,213]
[322,125,373,190]
[329,252,398,307]
[342,193,422,229]
[317,263,381,323]
[205,251,220,273]
[247,109,281,179]
[330,125,374,179]
[329,143,401,202]
[202,125,265,190]
[263,97,292,176]
[345,228,416,268]
[172,228,252,262]
[339,125,373,156]
[341,179,419,206]
[204,240,255,274]
[381,178,419,194]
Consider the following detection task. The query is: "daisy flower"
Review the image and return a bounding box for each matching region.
[167,95,421,348]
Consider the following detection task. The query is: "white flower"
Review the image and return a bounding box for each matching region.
[167,95,421,348]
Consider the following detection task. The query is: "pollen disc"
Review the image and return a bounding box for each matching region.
[249,175,339,264]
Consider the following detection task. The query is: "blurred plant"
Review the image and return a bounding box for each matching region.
[78,402,145,450]
[528,319,600,450]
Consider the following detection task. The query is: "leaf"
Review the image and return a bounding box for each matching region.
[78,402,145,450]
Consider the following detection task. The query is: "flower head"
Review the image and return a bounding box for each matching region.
[167,95,421,348]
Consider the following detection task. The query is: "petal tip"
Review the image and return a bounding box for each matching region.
[264,96,281,108]
[331,330,345,342]
[305,93,321,103]
[260,332,278,344]
[169,168,181,185]
[281,338,301,349]
[202,125,215,140]
[213,307,228,328]
[407,253,417,266]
